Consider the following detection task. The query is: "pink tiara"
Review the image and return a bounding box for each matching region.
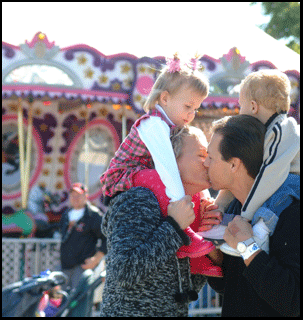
[166,53,181,73]
[188,54,202,72]
[190,57,198,71]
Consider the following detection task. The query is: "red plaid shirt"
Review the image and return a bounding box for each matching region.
[100,109,176,198]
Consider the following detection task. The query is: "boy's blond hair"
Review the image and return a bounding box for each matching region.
[240,69,291,113]
[143,64,209,113]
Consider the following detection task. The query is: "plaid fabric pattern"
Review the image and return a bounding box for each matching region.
[100,109,176,197]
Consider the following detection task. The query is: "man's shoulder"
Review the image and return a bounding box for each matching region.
[62,206,72,216]
[85,203,102,216]
[279,198,300,219]
[88,203,100,212]
[270,198,300,263]
[274,198,300,235]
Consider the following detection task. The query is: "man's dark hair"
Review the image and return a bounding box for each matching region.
[211,115,266,179]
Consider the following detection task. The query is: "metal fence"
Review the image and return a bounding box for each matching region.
[2,238,222,316]
[2,238,61,287]
[188,284,222,317]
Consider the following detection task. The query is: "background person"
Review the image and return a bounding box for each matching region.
[59,183,107,291]
[204,115,300,317]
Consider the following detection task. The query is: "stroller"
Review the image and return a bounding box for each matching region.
[53,267,105,317]
[2,258,106,317]
[2,270,68,317]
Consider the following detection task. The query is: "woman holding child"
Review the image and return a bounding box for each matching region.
[99,55,222,316]
[100,125,221,317]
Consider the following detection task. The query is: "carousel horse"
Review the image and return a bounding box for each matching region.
[2,185,62,238]
[2,209,36,238]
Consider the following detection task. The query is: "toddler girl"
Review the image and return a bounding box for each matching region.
[100,54,221,276]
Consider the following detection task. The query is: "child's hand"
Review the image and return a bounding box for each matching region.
[199,199,223,232]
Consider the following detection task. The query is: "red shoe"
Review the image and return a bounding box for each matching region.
[190,255,223,277]
[177,227,216,259]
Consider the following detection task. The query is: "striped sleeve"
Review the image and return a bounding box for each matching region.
[241,117,300,221]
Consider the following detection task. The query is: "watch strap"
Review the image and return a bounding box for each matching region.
[241,241,260,260]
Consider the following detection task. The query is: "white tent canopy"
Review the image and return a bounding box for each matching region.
[2,2,300,72]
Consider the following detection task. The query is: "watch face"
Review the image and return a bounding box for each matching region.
[237,242,246,253]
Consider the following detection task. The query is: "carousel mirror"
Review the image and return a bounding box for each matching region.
[4,64,74,86]
[69,125,115,195]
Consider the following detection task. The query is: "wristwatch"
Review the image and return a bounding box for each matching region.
[237,237,260,260]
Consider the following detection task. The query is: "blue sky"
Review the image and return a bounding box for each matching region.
[2,2,299,71]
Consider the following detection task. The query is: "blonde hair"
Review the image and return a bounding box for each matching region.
[240,69,291,113]
[143,64,209,113]
[170,125,208,159]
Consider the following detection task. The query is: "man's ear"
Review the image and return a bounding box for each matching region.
[251,100,259,115]
[159,91,170,106]
[229,157,242,172]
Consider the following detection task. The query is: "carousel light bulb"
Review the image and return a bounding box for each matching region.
[38,33,45,40]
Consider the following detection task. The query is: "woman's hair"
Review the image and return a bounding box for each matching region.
[239,69,291,113]
[170,125,208,160]
[143,64,209,113]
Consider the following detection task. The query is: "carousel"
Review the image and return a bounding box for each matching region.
[2,32,300,237]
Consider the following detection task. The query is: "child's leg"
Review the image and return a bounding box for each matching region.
[132,169,170,216]
[190,251,223,277]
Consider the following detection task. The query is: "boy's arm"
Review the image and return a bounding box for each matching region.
[214,189,235,213]
[136,117,185,201]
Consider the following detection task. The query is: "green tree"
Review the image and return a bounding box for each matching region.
[251,2,300,54]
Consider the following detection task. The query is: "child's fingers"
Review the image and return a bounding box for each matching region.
[203,210,223,222]
[205,204,219,211]
[201,217,221,226]
[198,225,213,232]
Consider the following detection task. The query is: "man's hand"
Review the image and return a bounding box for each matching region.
[198,201,222,232]
[168,195,195,230]
[223,215,253,249]
[81,251,105,270]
